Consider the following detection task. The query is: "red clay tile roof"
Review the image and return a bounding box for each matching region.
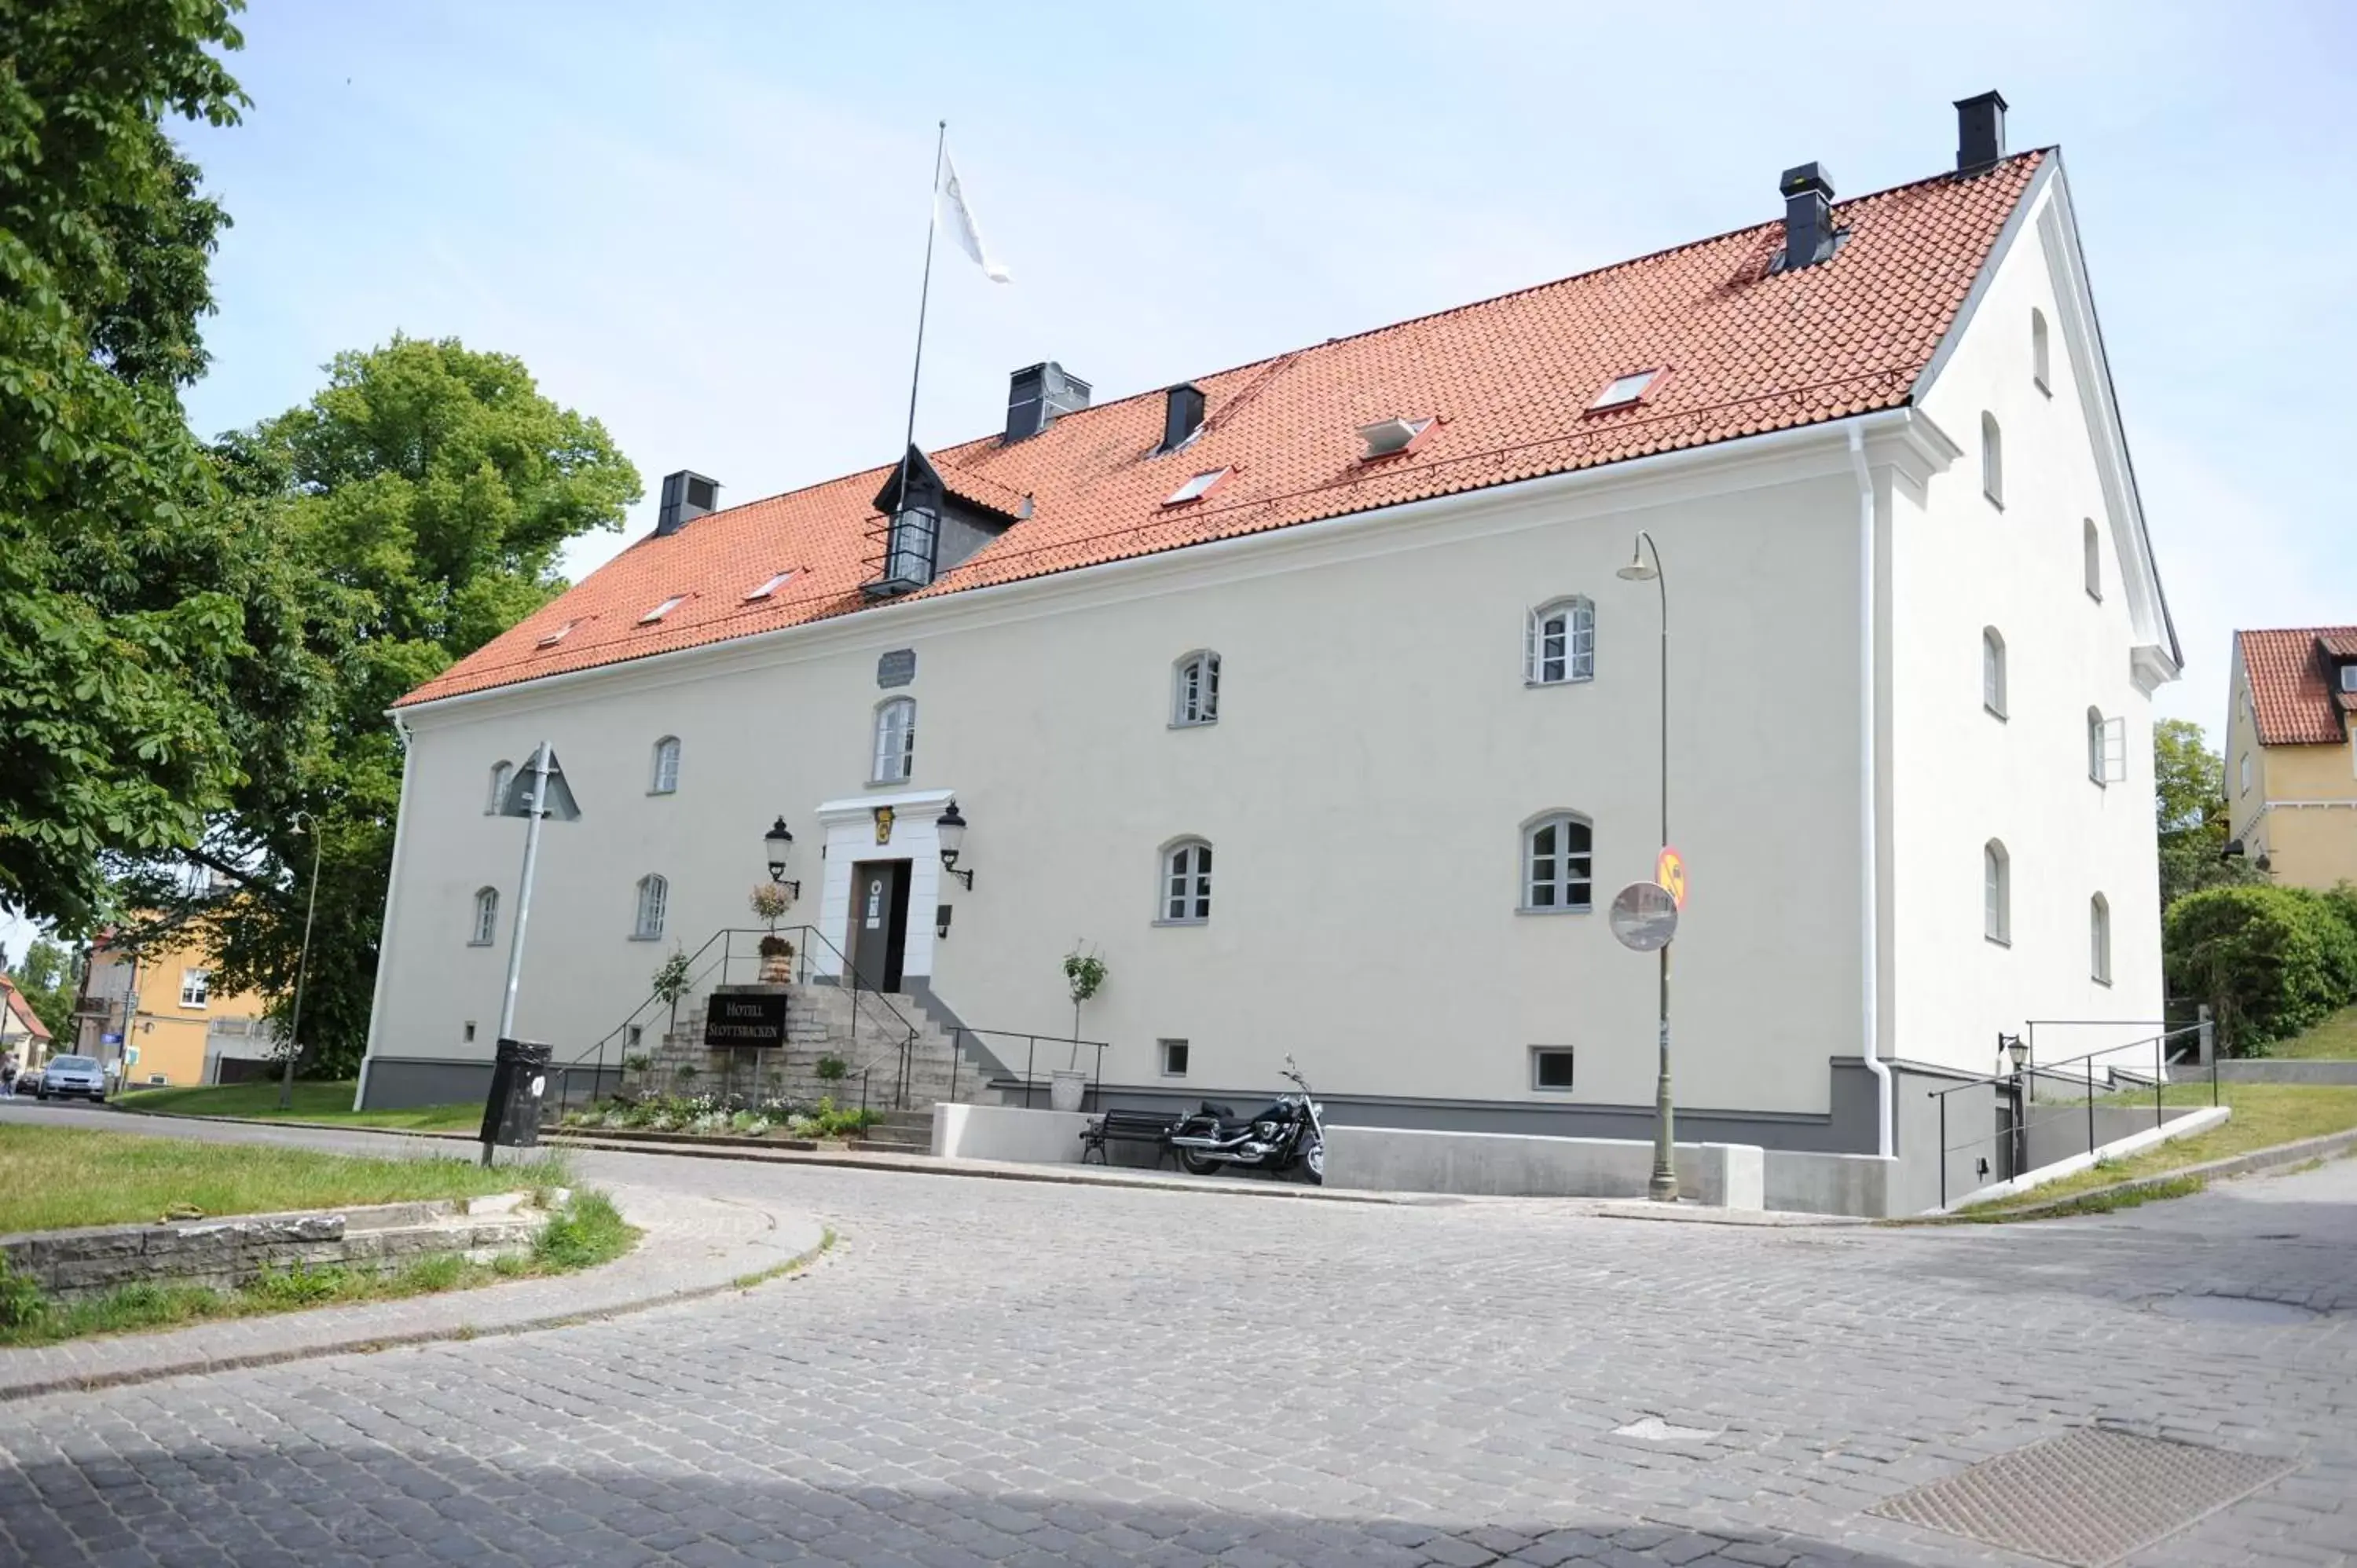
[402,153,2047,708]
[2240,627,2357,746]
[1,978,53,1043]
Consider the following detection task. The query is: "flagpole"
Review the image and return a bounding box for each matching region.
[896,120,948,511]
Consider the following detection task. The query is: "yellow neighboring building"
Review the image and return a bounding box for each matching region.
[73,928,274,1088]
[2224,626,2357,891]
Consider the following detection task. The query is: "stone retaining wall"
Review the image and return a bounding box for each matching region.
[0,1196,548,1302]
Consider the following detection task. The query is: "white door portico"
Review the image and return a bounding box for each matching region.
[812,789,955,984]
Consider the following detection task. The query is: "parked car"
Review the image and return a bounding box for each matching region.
[13,1066,38,1096]
[36,1054,105,1102]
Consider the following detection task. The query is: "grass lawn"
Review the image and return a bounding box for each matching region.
[112,1079,478,1133]
[2267,1006,2357,1059]
[0,1124,566,1235]
[1961,1082,2357,1216]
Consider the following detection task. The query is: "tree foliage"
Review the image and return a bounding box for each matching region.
[5,936,80,1039]
[2164,885,2357,1057]
[0,0,283,931]
[2154,718,2259,913]
[145,339,640,1077]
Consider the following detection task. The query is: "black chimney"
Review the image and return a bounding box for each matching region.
[1161,383,1206,452]
[654,470,720,537]
[1778,163,1838,272]
[1004,361,1092,442]
[1955,90,2007,175]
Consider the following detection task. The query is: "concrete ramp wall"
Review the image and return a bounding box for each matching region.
[1325,1126,1764,1209]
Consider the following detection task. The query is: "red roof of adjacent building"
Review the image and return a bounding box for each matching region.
[1,977,54,1044]
[2239,627,2357,746]
[401,152,2047,708]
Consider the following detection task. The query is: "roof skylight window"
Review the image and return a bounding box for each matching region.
[1589,370,1662,410]
[745,570,796,602]
[535,621,577,650]
[640,595,687,625]
[1164,467,1230,507]
[1357,417,1434,460]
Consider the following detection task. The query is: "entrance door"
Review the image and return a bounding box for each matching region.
[849,860,911,992]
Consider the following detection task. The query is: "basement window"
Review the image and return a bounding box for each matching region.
[745,570,796,602]
[535,621,576,649]
[1588,370,1661,411]
[1530,1046,1576,1092]
[640,595,687,625]
[1160,1039,1189,1078]
[1164,467,1230,507]
[1356,416,1434,460]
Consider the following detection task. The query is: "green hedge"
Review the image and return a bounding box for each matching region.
[2165,884,2357,1056]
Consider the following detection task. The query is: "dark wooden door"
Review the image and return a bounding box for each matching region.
[850,861,910,992]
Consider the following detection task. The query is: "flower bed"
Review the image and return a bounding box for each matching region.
[556,1093,880,1142]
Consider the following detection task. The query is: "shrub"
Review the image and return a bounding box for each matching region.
[535,1192,630,1269]
[2165,885,2357,1055]
[814,1055,848,1083]
[0,1257,49,1331]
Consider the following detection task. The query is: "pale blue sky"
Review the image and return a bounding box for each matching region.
[8,1,2352,959]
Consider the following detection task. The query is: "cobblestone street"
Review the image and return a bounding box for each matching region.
[2,1122,2353,1568]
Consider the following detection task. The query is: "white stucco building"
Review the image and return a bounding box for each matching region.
[359,94,2178,1211]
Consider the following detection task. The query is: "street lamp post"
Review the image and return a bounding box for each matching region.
[1617,532,1677,1203]
[278,812,325,1111]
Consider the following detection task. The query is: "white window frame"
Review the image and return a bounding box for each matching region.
[650,735,681,795]
[1159,1039,1189,1078]
[1520,812,1595,913]
[1159,839,1213,925]
[1530,1046,1577,1092]
[2088,710,2126,786]
[179,969,211,1009]
[1981,413,2003,507]
[2083,518,2102,602]
[640,595,687,625]
[2240,752,2253,796]
[486,760,513,815]
[1171,650,1221,727]
[632,874,669,941]
[1525,597,1596,686]
[1985,841,2011,946]
[745,570,795,601]
[2031,309,2051,395]
[871,698,916,785]
[2090,893,2112,985]
[2341,665,2357,695]
[1982,628,2007,718]
[471,887,498,947]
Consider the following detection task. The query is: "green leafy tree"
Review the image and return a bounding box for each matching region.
[7,936,81,1039]
[2165,885,2357,1056]
[140,339,640,1077]
[0,0,291,931]
[2154,718,2259,913]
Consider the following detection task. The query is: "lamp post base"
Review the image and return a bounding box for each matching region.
[1649,942,1678,1203]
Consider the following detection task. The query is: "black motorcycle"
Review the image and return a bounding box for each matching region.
[1167,1056,1325,1184]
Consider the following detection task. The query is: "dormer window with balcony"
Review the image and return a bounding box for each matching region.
[865,444,1028,599]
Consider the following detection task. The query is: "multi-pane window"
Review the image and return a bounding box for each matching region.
[885,505,938,587]
[872,698,916,783]
[633,874,669,940]
[486,760,513,815]
[1981,413,2003,507]
[1172,650,1220,726]
[651,736,681,794]
[2091,894,2112,985]
[1162,841,1212,923]
[179,969,211,1008]
[1526,598,1596,685]
[471,888,498,947]
[1160,1039,1189,1077]
[1522,814,1594,910]
[2088,709,2124,786]
[1982,628,2007,717]
[1984,841,2011,945]
[2083,519,2102,601]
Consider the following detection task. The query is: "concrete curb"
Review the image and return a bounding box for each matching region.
[0,1185,831,1405]
[1902,1125,2357,1225]
[105,1105,480,1140]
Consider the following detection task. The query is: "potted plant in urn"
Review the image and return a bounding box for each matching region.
[1055,944,1108,1112]
[749,881,795,983]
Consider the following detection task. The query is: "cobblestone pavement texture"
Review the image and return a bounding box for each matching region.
[0,1105,2352,1568]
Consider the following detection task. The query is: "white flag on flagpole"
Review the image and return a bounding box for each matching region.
[938,143,1011,284]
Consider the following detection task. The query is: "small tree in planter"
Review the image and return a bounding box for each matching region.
[750,882,796,982]
[651,949,693,1041]
[1058,944,1108,1111]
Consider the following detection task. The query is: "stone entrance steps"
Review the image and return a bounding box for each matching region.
[856,1110,936,1154]
[642,980,998,1110]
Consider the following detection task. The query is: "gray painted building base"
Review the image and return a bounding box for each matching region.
[2212,1059,2357,1086]
[360,1057,497,1112]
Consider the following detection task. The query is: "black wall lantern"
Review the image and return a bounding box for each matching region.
[764,815,801,899]
[937,800,973,890]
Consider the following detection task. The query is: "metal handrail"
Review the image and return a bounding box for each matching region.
[946,1030,1110,1112]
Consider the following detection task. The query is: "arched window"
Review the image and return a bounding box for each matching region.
[1982,628,2007,717]
[2083,518,2102,601]
[2088,708,2107,786]
[1521,813,1594,911]
[871,698,915,784]
[2090,893,2112,984]
[1160,839,1212,924]
[650,736,681,794]
[632,874,669,940]
[1981,413,2003,507]
[470,888,498,947]
[2031,309,2051,394]
[1984,841,2011,945]
[1526,597,1596,685]
[1171,650,1220,727]
[486,760,513,815]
